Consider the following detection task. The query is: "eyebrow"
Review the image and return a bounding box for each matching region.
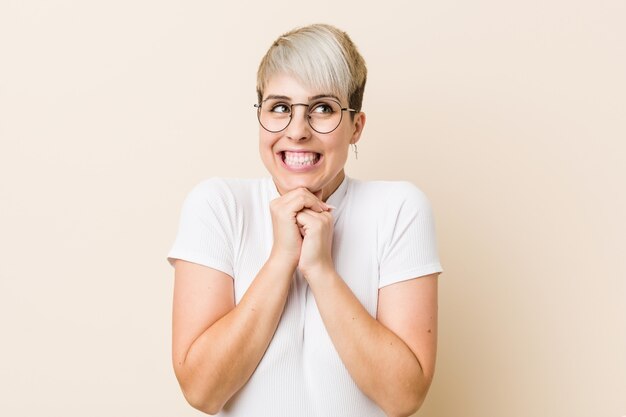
[263,93,342,102]
[264,94,291,101]
[309,93,341,102]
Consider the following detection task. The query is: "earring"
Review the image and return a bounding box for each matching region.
[351,143,358,160]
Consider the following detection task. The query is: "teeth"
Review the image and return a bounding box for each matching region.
[283,151,320,167]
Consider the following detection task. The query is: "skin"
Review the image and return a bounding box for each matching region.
[258,73,363,203]
[172,74,439,417]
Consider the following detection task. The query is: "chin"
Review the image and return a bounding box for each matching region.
[277,176,322,193]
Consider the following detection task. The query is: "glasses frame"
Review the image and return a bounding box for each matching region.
[254,97,357,134]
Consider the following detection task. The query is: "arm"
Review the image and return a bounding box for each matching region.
[171,255,294,414]
[295,205,439,417]
[171,188,329,414]
[306,270,439,417]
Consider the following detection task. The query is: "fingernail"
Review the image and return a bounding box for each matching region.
[325,204,336,210]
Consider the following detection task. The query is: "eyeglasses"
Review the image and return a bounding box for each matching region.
[254,97,356,134]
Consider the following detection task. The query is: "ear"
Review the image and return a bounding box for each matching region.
[350,112,366,145]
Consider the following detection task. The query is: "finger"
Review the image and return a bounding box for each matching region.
[295,210,314,228]
[311,190,337,211]
[296,208,333,227]
[283,189,330,213]
[295,212,309,236]
[299,208,334,217]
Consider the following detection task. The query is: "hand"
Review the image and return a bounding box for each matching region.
[295,207,335,280]
[269,188,330,269]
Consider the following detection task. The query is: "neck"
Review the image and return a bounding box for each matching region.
[318,170,345,202]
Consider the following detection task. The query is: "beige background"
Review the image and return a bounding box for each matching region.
[1,1,624,416]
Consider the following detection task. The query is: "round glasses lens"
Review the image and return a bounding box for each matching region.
[258,100,291,133]
[308,100,343,133]
[257,99,344,134]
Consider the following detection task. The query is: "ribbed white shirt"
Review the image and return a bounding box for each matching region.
[167,176,443,417]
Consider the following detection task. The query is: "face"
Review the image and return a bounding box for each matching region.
[258,73,365,201]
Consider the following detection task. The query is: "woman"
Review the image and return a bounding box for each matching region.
[167,24,442,417]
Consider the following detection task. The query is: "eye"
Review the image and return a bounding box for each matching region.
[270,103,291,114]
[310,102,335,114]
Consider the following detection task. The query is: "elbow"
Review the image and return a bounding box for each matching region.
[175,366,225,415]
[385,394,426,417]
[384,395,424,417]
[384,374,433,417]
[180,383,223,415]
[406,391,428,417]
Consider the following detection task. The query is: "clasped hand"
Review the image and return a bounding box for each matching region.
[269,187,335,280]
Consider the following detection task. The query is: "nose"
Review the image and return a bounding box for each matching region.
[284,103,311,141]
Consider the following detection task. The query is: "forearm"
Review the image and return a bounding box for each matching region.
[307,269,431,417]
[178,256,295,414]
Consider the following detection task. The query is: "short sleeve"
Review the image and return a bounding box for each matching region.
[166,178,236,278]
[378,182,443,288]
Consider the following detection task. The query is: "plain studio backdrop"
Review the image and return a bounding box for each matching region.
[1,1,624,416]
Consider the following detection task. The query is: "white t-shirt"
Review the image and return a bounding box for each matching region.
[167,175,443,417]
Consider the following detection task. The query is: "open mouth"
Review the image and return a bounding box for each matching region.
[280,151,322,168]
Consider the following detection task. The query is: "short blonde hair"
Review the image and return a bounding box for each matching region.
[256,24,367,112]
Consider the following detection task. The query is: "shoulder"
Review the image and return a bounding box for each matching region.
[176,178,264,223]
[179,177,268,231]
[348,178,432,211]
